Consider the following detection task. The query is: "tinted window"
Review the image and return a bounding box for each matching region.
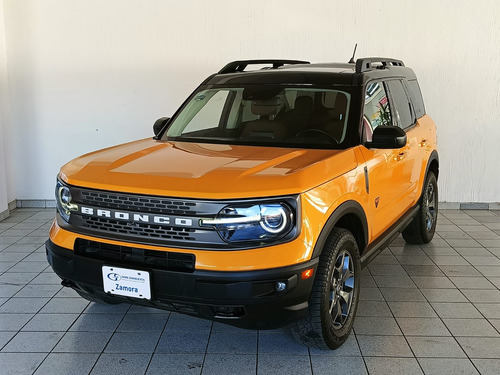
[386,80,414,129]
[363,82,392,142]
[407,80,426,118]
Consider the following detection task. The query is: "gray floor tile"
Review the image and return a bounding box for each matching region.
[14,284,62,298]
[357,300,393,317]
[359,287,385,301]
[164,313,212,333]
[0,284,23,297]
[202,354,257,375]
[364,357,423,375]
[450,276,496,289]
[53,331,113,353]
[388,301,437,318]
[407,336,466,358]
[411,276,455,289]
[0,313,34,331]
[0,262,15,272]
[29,272,63,285]
[0,353,46,375]
[396,317,451,336]
[34,353,99,375]
[474,265,500,276]
[39,297,89,313]
[396,255,435,266]
[456,337,500,358]
[438,265,482,277]
[258,332,308,355]
[311,355,367,375]
[357,335,413,357]
[443,318,499,337]
[431,302,483,319]
[105,331,161,353]
[7,261,48,273]
[471,359,500,375]
[373,275,417,288]
[84,302,130,314]
[69,313,124,332]
[0,272,39,285]
[353,316,402,335]
[461,289,500,303]
[207,332,257,354]
[54,287,80,298]
[418,358,479,375]
[380,287,426,302]
[0,297,49,313]
[117,313,168,332]
[22,313,79,332]
[473,303,500,319]
[367,264,407,275]
[2,331,63,352]
[420,288,468,303]
[309,334,361,357]
[0,331,16,348]
[147,353,203,375]
[257,354,311,375]
[402,265,445,276]
[156,331,210,353]
[90,353,151,375]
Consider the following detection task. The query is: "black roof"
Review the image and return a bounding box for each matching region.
[204,58,417,86]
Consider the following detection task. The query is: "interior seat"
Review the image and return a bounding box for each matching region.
[241,98,288,140]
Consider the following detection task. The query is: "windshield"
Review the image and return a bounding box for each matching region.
[164,85,353,148]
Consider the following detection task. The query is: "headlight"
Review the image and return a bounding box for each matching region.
[200,202,295,243]
[55,178,78,222]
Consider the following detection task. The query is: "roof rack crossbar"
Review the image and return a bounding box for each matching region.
[218,59,310,74]
[355,57,405,73]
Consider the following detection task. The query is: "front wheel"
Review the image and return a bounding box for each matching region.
[402,171,438,244]
[291,228,361,349]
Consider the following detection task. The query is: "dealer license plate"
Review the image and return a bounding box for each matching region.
[102,266,151,300]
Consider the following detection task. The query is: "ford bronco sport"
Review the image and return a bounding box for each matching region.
[47,57,438,349]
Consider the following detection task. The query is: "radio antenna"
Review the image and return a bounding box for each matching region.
[348,44,358,64]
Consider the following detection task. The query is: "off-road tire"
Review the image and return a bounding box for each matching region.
[402,171,438,244]
[291,228,361,350]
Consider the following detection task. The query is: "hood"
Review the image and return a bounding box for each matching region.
[60,139,358,199]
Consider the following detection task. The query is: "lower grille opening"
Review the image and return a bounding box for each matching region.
[74,239,196,273]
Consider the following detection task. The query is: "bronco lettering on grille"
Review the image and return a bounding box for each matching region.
[79,206,194,227]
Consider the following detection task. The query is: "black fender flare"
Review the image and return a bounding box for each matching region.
[418,150,439,198]
[311,200,368,258]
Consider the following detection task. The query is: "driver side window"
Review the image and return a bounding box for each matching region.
[363,82,392,141]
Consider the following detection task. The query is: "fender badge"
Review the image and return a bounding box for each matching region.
[375,197,380,208]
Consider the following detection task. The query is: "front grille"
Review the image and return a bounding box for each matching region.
[81,216,197,241]
[80,190,199,215]
[74,239,196,273]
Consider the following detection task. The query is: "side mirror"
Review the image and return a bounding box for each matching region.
[365,126,407,149]
[153,117,170,137]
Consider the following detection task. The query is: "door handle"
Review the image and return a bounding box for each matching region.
[396,151,406,161]
[419,138,428,147]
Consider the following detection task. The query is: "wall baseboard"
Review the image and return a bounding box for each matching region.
[12,199,500,210]
[0,208,9,221]
[16,199,56,208]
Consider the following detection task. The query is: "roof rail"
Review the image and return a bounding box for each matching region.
[218,59,310,74]
[355,57,405,73]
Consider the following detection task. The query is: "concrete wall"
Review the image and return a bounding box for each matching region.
[1,0,499,203]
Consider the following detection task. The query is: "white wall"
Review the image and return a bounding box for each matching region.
[0,0,11,215]
[2,0,500,203]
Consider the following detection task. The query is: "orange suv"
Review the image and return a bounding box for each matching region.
[47,58,438,349]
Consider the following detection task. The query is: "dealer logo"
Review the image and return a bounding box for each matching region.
[107,273,121,281]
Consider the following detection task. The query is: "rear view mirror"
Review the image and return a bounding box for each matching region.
[365,126,406,149]
[153,117,170,137]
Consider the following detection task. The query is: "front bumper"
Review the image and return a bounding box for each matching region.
[46,239,318,329]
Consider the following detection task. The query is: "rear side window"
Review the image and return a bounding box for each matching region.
[386,80,414,129]
[406,80,426,118]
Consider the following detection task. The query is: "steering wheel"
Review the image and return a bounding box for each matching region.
[295,129,337,143]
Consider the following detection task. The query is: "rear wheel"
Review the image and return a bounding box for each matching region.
[402,171,438,244]
[291,228,360,349]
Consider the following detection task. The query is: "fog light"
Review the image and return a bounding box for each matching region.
[275,281,287,292]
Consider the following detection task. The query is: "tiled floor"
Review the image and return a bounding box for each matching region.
[1,208,500,375]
